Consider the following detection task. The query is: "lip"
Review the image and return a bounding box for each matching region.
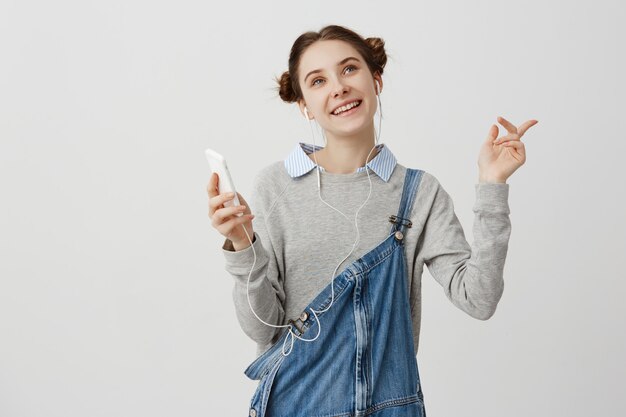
[330,99,362,115]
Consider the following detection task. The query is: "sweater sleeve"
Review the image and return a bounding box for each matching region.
[417,177,511,320]
[221,173,286,345]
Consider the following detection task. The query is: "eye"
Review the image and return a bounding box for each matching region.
[310,65,358,87]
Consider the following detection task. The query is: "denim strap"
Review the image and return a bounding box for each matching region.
[389,168,424,236]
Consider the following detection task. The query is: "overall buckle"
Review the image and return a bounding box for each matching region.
[389,215,412,228]
[287,318,306,335]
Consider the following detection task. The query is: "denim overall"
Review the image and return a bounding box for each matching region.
[244,168,426,417]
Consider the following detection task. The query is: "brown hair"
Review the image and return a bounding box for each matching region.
[275,25,388,103]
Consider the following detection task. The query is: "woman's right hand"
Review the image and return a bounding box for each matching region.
[207,172,255,250]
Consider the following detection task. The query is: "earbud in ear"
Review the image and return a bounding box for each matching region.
[304,107,309,120]
[375,80,380,95]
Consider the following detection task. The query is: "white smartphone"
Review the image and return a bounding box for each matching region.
[205,148,241,210]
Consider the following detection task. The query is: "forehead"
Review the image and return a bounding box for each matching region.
[299,40,363,77]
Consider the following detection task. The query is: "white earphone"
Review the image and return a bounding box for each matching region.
[304,107,309,120]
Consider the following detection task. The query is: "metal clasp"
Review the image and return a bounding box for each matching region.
[389,215,412,228]
[287,317,306,335]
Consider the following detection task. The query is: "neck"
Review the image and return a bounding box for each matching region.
[311,121,379,174]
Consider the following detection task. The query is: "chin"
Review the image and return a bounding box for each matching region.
[329,107,374,132]
[331,122,372,139]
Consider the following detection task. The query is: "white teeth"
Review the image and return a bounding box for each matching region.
[333,100,361,115]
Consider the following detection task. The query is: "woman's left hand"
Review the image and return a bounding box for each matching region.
[478,116,538,183]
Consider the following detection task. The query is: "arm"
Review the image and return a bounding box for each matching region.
[417,178,511,320]
[221,174,286,345]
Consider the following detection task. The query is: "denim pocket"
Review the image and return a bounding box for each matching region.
[248,352,284,417]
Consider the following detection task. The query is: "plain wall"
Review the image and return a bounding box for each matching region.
[1,0,625,416]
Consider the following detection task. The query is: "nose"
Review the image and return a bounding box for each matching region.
[331,78,349,98]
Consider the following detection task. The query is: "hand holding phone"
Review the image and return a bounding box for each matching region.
[205,148,241,208]
[206,148,255,250]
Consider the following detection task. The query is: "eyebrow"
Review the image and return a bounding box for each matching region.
[304,56,361,83]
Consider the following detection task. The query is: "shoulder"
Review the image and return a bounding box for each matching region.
[394,163,442,196]
[394,165,453,221]
[254,160,295,191]
[251,160,293,211]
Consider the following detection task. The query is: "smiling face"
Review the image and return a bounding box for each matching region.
[297,40,382,140]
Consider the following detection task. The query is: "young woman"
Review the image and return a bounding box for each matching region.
[208,24,536,417]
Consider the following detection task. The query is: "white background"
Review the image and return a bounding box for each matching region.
[1,0,625,416]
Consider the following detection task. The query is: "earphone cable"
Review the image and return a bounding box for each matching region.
[239,88,384,356]
[310,90,383,315]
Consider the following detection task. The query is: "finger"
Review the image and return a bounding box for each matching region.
[518,119,538,137]
[494,132,521,144]
[497,116,518,134]
[207,173,220,197]
[503,140,526,159]
[208,192,237,216]
[485,124,499,143]
[212,204,248,224]
[218,214,255,238]
[503,140,525,149]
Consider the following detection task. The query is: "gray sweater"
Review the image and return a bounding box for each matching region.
[221,161,511,358]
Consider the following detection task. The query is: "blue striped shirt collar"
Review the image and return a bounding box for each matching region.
[284,142,397,182]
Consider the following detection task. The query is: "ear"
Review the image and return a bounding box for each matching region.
[297,99,311,120]
[373,72,383,95]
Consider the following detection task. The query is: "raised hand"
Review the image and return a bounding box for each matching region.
[478,116,538,183]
